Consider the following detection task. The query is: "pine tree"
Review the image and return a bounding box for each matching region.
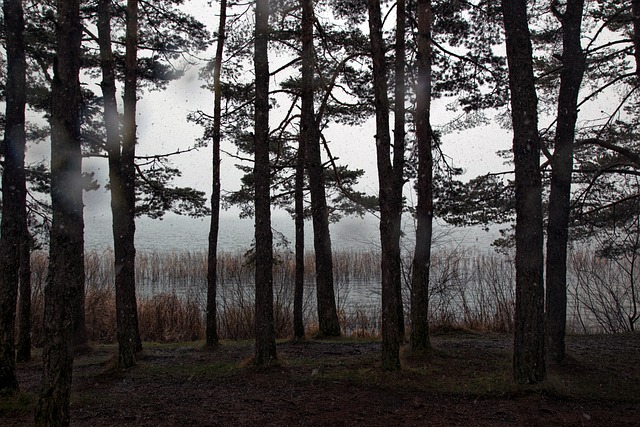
[254,0,277,365]
[0,0,27,393]
[501,0,546,384]
[35,0,84,422]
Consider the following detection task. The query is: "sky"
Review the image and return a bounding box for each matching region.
[24,0,516,252]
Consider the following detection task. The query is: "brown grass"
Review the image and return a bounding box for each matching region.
[26,245,635,346]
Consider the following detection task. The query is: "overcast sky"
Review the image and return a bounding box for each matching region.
[23,1,521,251]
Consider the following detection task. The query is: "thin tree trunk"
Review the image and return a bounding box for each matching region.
[0,0,27,393]
[411,0,433,352]
[254,0,277,365]
[116,0,142,367]
[545,0,585,364]
[633,0,640,74]
[501,0,546,384]
[294,139,306,339]
[302,0,341,338]
[394,0,407,342]
[16,228,32,363]
[98,0,138,368]
[207,0,228,348]
[35,0,83,422]
[368,0,403,371]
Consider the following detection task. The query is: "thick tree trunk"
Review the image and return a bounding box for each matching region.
[411,0,433,352]
[368,0,403,371]
[501,0,546,384]
[206,0,228,348]
[546,0,585,364]
[302,0,341,338]
[254,0,277,365]
[35,0,83,422]
[0,0,27,393]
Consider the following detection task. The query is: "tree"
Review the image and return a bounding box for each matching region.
[0,0,27,394]
[393,0,407,343]
[35,0,84,422]
[501,0,545,384]
[15,225,32,363]
[254,0,277,365]
[293,121,306,339]
[634,0,640,71]
[410,0,433,352]
[367,0,404,371]
[206,0,228,348]
[295,0,312,341]
[96,0,140,368]
[302,0,341,338]
[545,0,586,364]
[203,1,372,341]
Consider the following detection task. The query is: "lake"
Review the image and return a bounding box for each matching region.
[84,210,499,253]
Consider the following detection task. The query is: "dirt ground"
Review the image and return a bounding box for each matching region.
[2,332,639,426]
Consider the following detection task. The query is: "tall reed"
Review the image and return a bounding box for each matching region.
[26,244,633,345]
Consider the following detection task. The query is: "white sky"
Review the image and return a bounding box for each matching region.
[30,0,615,251]
[68,0,514,223]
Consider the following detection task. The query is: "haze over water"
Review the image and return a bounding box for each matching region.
[84,210,497,254]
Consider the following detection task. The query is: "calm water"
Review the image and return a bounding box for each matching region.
[84,210,497,253]
[84,211,382,253]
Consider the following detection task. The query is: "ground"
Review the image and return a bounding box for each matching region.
[2,332,639,426]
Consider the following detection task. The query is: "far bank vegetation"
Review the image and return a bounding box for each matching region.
[25,246,638,346]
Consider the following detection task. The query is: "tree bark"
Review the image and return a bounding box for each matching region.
[0,0,27,393]
[121,0,143,363]
[545,0,585,364]
[367,0,404,371]
[16,228,32,363]
[294,3,307,338]
[35,0,83,422]
[501,0,546,384]
[302,0,341,338]
[206,0,228,348]
[394,0,407,342]
[254,0,277,365]
[294,135,306,339]
[411,0,433,352]
[633,0,640,75]
[98,0,140,369]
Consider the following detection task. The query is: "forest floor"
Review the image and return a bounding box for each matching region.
[1,331,639,426]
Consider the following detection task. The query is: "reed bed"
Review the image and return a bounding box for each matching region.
[26,245,636,346]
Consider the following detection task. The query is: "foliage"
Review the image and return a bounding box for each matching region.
[0,0,213,243]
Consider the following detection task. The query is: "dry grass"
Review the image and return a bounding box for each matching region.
[25,245,636,345]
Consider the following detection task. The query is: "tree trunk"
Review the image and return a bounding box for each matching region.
[294,138,306,339]
[302,0,341,338]
[633,0,640,75]
[294,16,306,339]
[35,0,83,422]
[0,0,27,394]
[122,0,143,361]
[16,228,32,363]
[206,0,228,348]
[501,0,546,384]
[545,0,585,364]
[394,0,407,342]
[98,0,139,369]
[254,0,277,365]
[368,0,403,371]
[411,0,433,352]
